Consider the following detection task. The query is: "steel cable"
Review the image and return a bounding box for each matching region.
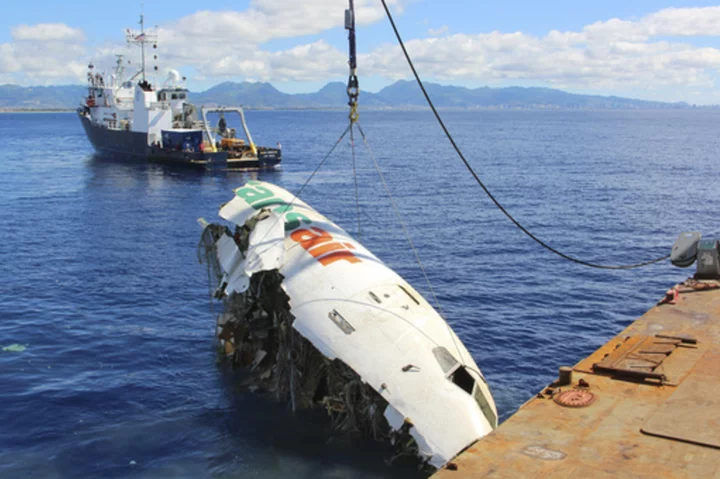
[350,125,362,238]
[355,122,468,366]
[379,0,670,270]
[254,124,352,246]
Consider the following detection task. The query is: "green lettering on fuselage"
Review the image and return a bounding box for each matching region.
[236,184,273,204]
[236,184,311,231]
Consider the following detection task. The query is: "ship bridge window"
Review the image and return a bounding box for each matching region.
[171,93,178,100]
[159,92,166,101]
[179,93,186,99]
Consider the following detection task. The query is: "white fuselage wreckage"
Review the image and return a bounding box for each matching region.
[200,180,497,468]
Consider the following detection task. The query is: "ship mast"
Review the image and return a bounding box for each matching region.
[125,14,157,84]
[140,14,146,81]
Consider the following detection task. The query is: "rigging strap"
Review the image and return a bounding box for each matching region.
[378,0,670,270]
[350,125,362,238]
[254,124,352,246]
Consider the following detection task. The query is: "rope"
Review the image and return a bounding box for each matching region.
[254,124,352,245]
[378,0,670,270]
[355,122,467,366]
[290,123,351,205]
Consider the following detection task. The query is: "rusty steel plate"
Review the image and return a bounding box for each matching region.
[553,389,596,408]
[641,351,720,449]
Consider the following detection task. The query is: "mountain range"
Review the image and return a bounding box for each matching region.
[0,80,695,110]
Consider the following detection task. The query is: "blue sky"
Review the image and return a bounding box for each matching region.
[3,1,719,46]
[3,1,720,103]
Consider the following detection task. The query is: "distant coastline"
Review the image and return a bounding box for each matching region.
[3,80,717,111]
[0,108,74,113]
[2,106,718,113]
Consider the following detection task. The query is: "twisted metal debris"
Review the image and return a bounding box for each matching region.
[198,218,421,465]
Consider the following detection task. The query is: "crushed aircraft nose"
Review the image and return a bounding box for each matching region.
[198,180,498,469]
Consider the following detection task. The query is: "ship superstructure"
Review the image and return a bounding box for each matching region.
[77,15,281,169]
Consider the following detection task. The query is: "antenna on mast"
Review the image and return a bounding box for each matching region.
[140,13,145,81]
[126,9,157,85]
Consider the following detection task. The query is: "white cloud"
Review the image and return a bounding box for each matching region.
[0,0,406,85]
[11,23,85,42]
[428,26,448,37]
[170,39,346,82]
[359,7,720,93]
[115,0,406,83]
[0,44,19,74]
[0,23,87,83]
[5,4,720,102]
[642,7,720,37]
[267,40,347,81]
[161,0,406,47]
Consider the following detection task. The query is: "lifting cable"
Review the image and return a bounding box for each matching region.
[346,1,443,314]
[261,1,360,236]
[345,1,467,365]
[350,124,362,238]
[378,0,670,270]
[356,122,468,366]
[258,124,351,244]
[346,0,362,238]
[291,123,351,206]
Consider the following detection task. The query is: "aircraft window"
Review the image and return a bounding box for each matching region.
[328,309,355,335]
[398,285,420,305]
[474,383,497,427]
[450,365,474,395]
[432,346,459,375]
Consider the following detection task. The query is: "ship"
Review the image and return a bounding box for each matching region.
[77,15,281,170]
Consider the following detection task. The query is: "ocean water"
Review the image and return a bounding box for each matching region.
[1,109,718,478]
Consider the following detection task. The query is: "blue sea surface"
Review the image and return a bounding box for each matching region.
[1,109,718,478]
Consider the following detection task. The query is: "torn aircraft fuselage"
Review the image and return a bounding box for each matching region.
[198,180,497,469]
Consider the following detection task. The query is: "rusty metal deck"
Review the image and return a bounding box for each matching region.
[434,279,720,478]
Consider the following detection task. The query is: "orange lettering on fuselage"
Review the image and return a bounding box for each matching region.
[290,227,361,266]
[290,227,333,250]
[318,251,360,266]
